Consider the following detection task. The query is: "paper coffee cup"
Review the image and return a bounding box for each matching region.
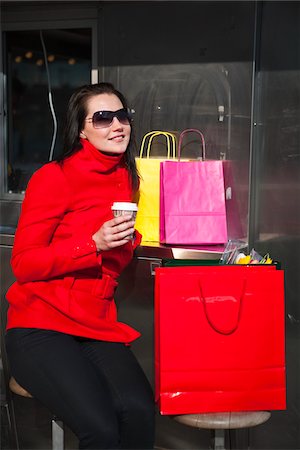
[111,202,138,218]
[111,202,138,239]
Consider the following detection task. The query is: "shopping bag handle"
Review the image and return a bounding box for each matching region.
[139,131,176,159]
[178,128,206,161]
[198,278,246,335]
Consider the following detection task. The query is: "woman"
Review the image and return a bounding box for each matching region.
[5,83,155,449]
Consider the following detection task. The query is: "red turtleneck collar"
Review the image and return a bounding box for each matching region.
[75,139,125,173]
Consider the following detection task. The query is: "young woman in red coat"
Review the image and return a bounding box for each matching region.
[5,83,155,449]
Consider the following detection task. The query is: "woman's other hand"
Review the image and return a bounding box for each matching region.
[92,216,135,252]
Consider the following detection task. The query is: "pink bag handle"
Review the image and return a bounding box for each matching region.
[178,128,206,161]
[198,278,247,335]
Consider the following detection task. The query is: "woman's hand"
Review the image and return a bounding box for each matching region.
[92,216,135,252]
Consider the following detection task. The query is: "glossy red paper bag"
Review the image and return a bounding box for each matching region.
[155,265,286,414]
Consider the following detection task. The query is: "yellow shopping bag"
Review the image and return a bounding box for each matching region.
[135,131,176,243]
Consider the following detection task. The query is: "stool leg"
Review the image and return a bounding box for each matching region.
[214,429,226,450]
[52,417,64,450]
[2,395,20,450]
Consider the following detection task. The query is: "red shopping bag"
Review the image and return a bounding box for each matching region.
[155,265,286,414]
[160,129,227,245]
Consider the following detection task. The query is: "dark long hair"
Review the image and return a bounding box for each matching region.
[56,82,139,191]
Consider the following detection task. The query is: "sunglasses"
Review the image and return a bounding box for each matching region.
[86,108,133,129]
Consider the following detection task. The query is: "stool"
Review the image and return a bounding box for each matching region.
[9,377,64,450]
[173,411,271,450]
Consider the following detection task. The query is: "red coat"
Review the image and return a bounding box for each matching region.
[6,140,141,343]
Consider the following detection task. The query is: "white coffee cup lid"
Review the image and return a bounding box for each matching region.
[111,202,138,211]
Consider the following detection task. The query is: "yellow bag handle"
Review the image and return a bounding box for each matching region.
[139,131,176,159]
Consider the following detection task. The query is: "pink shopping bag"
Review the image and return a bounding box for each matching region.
[222,160,246,240]
[160,129,228,245]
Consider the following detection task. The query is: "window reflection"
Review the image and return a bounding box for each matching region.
[5,29,92,193]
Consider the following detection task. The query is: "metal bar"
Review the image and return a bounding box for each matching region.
[248,1,263,249]
[52,418,64,450]
[214,429,226,450]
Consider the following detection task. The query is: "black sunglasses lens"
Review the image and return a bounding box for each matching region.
[92,112,112,128]
[92,109,132,128]
[116,109,132,125]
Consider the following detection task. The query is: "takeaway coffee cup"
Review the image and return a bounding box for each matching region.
[111,202,138,239]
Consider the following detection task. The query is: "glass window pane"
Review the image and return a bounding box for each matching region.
[5,28,92,193]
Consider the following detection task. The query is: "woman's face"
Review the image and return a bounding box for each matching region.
[81,93,131,155]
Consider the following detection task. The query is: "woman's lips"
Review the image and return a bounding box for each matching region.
[110,134,125,142]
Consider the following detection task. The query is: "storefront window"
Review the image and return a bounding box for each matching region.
[4,28,92,193]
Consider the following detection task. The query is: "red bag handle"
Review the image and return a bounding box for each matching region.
[178,128,206,161]
[198,278,247,335]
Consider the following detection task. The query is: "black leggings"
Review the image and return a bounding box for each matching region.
[5,328,155,450]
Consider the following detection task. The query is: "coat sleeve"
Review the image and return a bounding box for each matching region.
[11,163,102,283]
